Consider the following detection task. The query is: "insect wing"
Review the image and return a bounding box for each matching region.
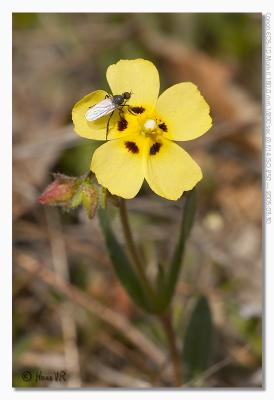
[85,98,116,121]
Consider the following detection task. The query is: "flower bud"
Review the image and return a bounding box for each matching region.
[38,174,78,205]
[39,173,100,219]
[79,181,99,219]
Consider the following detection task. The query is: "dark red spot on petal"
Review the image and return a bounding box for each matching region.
[118,118,128,131]
[131,106,145,114]
[125,141,139,154]
[150,142,162,155]
[158,122,168,132]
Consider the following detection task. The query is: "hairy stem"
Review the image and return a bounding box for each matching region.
[119,198,155,298]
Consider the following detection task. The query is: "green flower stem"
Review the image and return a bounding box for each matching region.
[160,312,183,386]
[118,198,183,386]
[119,198,155,299]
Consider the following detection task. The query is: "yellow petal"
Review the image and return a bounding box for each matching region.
[107,110,141,140]
[91,134,145,199]
[155,83,212,141]
[72,90,119,140]
[106,59,159,111]
[144,138,202,200]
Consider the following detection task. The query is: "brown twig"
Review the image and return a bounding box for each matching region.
[16,252,166,368]
[45,208,81,387]
[87,356,150,388]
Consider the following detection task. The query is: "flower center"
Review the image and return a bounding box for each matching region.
[144,119,156,130]
[130,111,168,140]
[142,118,160,139]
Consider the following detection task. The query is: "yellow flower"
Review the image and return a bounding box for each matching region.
[72,59,212,200]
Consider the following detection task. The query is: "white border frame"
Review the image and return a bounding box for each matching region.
[2,1,274,399]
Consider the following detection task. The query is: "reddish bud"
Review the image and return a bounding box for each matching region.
[38,174,78,205]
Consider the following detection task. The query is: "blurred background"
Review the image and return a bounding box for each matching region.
[13,13,262,388]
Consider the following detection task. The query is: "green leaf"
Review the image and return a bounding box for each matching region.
[156,263,166,290]
[161,189,197,308]
[183,296,213,378]
[98,208,155,313]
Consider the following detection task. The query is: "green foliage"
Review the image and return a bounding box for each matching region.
[194,14,261,59]
[159,189,197,309]
[13,13,38,30]
[56,141,100,176]
[98,208,156,313]
[183,296,213,378]
[156,263,166,292]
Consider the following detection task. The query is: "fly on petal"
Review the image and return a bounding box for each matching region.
[85,98,116,121]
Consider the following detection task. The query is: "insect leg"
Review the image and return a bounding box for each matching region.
[122,104,136,115]
[118,107,125,119]
[106,110,115,140]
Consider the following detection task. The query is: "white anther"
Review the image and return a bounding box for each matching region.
[144,119,156,130]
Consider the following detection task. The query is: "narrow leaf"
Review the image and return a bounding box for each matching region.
[162,189,197,308]
[156,263,166,290]
[183,296,213,378]
[98,208,154,313]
